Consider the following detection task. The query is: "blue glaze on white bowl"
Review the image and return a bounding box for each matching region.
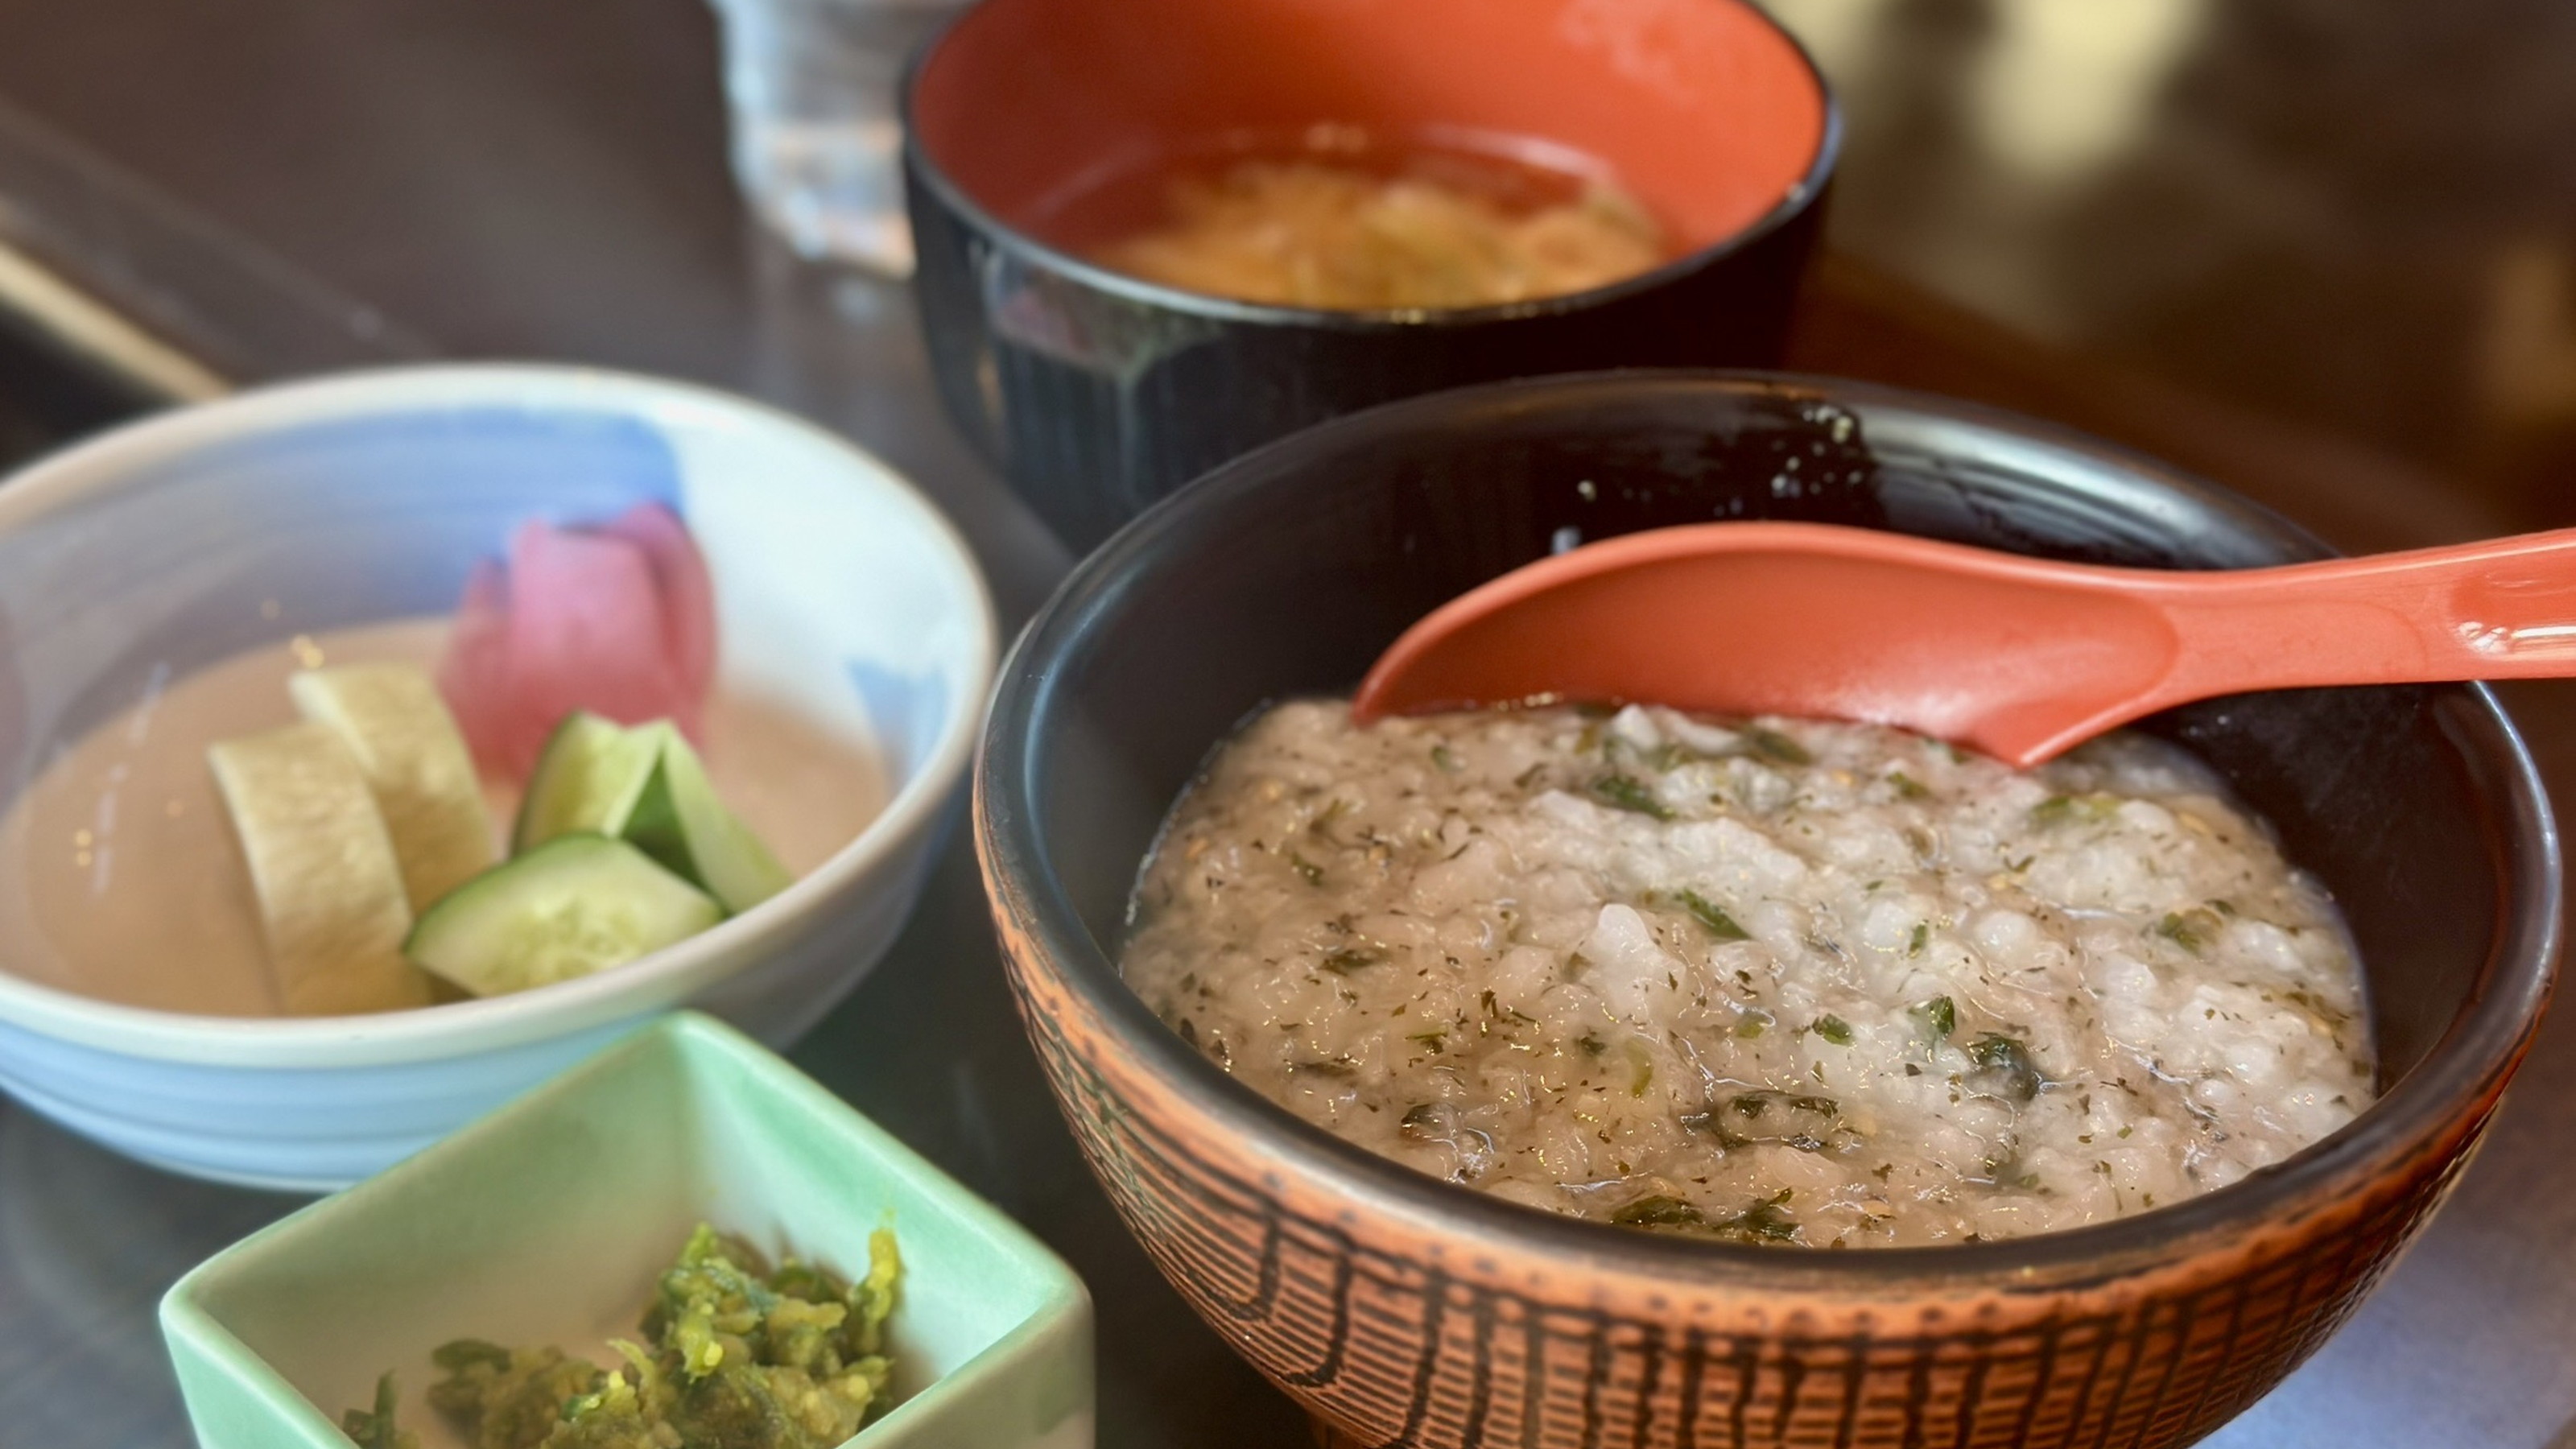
[0,365,996,1189]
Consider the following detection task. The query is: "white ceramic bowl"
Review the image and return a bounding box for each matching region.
[0,365,995,1190]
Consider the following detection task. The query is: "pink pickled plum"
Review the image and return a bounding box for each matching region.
[437,505,717,780]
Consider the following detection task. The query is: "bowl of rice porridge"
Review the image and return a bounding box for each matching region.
[976,373,2560,1449]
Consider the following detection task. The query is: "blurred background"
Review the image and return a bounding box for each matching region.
[1789,0,2576,521]
[0,0,2567,541]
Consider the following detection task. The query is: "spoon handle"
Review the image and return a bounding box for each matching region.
[2156,526,2576,699]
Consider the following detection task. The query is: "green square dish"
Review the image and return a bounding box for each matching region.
[159,1012,1094,1449]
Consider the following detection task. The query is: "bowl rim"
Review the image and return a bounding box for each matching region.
[898,0,1844,331]
[978,368,2564,1289]
[0,362,998,1068]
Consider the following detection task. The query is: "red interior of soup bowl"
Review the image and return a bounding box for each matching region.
[910,0,1829,257]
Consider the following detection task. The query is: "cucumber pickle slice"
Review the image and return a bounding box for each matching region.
[511,711,662,852]
[514,712,791,914]
[621,730,794,914]
[406,833,720,997]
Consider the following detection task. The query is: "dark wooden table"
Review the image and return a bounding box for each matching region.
[0,3,2568,1446]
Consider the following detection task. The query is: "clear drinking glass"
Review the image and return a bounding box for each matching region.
[707,0,966,276]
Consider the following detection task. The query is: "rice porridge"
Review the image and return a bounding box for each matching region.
[1119,701,2373,1247]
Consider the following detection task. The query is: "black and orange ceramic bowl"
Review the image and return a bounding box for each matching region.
[976,373,2561,1448]
[902,0,1837,550]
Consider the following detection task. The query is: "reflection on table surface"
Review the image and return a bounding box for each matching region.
[0,1,2573,1446]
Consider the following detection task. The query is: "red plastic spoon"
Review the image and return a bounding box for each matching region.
[1352,520,2576,767]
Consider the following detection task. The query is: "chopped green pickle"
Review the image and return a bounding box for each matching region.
[341,1372,419,1449]
[351,1223,902,1449]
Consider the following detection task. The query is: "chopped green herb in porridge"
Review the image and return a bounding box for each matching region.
[1120,701,2372,1247]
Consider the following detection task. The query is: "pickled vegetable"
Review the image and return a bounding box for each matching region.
[353,1224,902,1449]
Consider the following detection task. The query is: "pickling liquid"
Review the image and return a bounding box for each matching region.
[0,618,890,1016]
